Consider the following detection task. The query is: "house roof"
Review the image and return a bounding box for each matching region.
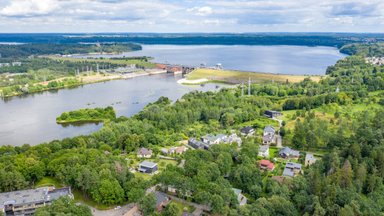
[260,160,274,170]
[202,134,227,142]
[264,126,275,133]
[0,187,71,207]
[265,110,281,114]
[155,192,169,207]
[279,147,300,157]
[232,188,242,196]
[286,162,302,169]
[139,161,157,168]
[263,135,274,142]
[283,168,295,177]
[138,148,152,155]
[240,126,254,134]
[305,153,316,161]
[175,146,187,153]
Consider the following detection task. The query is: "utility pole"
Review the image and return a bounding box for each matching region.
[241,82,244,96]
[248,77,251,96]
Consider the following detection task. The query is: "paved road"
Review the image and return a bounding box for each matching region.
[87,203,135,216]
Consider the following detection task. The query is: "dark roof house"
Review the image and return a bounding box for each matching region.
[138,161,158,174]
[279,147,300,158]
[283,162,302,177]
[264,110,282,118]
[240,126,255,136]
[154,192,170,212]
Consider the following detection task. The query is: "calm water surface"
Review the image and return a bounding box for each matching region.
[75,45,347,75]
[0,74,225,146]
[1,45,347,146]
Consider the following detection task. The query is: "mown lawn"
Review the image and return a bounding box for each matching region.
[186,68,321,84]
[73,189,113,210]
[170,200,196,215]
[35,177,63,188]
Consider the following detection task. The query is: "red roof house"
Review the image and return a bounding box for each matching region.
[259,160,275,171]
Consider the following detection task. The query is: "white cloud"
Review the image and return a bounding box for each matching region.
[0,0,383,32]
[188,6,213,16]
[0,0,59,17]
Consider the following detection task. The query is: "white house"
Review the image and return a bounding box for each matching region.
[258,145,270,158]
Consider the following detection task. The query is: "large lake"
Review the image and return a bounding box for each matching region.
[1,45,346,146]
[75,45,347,75]
[0,74,225,146]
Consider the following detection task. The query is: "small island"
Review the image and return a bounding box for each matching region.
[56,106,116,124]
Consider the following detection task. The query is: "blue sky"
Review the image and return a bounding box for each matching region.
[0,0,383,33]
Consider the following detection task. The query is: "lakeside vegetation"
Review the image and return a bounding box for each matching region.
[0,43,141,58]
[56,106,116,124]
[1,42,384,215]
[340,42,384,57]
[0,56,155,98]
[185,68,322,84]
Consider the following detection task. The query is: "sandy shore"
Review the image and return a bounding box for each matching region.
[177,78,209,84]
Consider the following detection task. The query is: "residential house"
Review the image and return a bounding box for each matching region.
[175,146,188,154]
[190,133,242,150]
[262,126,276,145]
[222,133,242,146]
[240,126,255,136]
[259,159,275,171]
[263,126,275,136]
[283,162,302,177]
[279,147,300,159]
[11,62,22,66]
[264,110,282,118]
[258,145,270,158]
[263,135,275,145]
[201,134,227,145]
[160,148,169,155]
[137,147,153,158]
[0,63,10,68]
[154,192,170,212]
[138,161,158,174]
[232,188,247,206]
[0,187,73,216]
[305,153,316,166]
[188,138,205,149]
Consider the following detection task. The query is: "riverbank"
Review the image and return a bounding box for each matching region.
[182,68,322,84]
[0,69,168,99]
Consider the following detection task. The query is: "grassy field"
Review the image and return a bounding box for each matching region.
[72,189,114,210]
[35,177,63,188]
[170,200,196,214]
[185,68,322,84]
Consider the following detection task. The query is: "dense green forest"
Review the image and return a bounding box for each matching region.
[339,43,384,57]
[1,43,384,215]
[35,197,92,216]
[0,43,141,58]
[56,106,116,123]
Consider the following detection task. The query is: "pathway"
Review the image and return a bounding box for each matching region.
[89,203,136,216]
[272,117,284,148]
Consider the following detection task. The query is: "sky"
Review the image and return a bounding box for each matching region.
[0,0,383,33]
